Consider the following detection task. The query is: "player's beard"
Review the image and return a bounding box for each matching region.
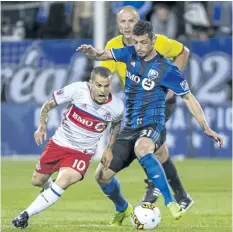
[140,47,154,60]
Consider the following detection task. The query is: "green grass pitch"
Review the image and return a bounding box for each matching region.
[1,159,232,232]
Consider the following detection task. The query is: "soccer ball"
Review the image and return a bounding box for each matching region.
[130,203,161,230]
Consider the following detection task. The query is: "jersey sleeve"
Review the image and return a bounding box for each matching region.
[166,39,184,58]
[111,46,135,63]
[100,41,117,73]
[155,34,184,59]
[112,98,124,122]
[161,67,190,96]
[53,82,81,105]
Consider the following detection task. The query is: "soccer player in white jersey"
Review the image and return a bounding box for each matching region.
[12,67,124,229]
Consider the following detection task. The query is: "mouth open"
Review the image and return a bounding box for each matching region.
[98,94,106,99]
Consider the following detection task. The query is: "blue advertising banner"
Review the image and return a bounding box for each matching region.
[166,103,232,158]
[1,38,232,157]
[1,39,93,104]
[184,38,232,104]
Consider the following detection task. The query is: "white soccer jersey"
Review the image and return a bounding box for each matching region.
[52,81,124,155]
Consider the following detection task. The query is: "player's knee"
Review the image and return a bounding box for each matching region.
[95,168,112,186]
[154,143,169,164]
[94,169,101,183]
[31,173,46,187]
[134,137,155,158]
[56,174,81,189]
[56,168,82,189]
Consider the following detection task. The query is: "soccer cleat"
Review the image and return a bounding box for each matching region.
[12,211,29,228]
[175,194,195,212]
[142,179,161,204]
[167,202,184,220]
[110,204,133,226]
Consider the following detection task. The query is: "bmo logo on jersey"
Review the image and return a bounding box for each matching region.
[126,70,141,84]
[95,123,107,132]
[142,78,155,91]
[72,112,93,126]
[126,70,155,90]
[68,106,107,133]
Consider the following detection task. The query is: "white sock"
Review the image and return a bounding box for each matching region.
[25,183,64,217]
[42,177,54,190]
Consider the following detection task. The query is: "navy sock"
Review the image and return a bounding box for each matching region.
[100,177,128,212]
[139,153,175,205]
[162,157,187,198]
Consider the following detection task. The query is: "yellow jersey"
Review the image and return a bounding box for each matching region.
[100,34,184,86]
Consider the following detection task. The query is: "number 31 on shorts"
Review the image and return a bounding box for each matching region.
[140,129,153,138]
[72,159,86,171]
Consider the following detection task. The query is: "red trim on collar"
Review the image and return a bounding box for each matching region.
[104,93,112,104]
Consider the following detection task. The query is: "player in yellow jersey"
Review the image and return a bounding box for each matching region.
[101,7,188,87]
[98,6,194,223]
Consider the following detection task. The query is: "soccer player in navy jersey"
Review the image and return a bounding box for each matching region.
[77,21,223,225]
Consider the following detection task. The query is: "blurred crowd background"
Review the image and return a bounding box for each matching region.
[1,1,232,41]
[1,1,232,158]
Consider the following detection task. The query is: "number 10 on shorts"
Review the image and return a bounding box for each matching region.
[72,159,86,171]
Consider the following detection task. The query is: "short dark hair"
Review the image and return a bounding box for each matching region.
[91,66,112,81]
[133,20,154,40]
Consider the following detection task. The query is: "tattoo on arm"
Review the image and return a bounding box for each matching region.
[107,121,121,148]
[40,98,57,126]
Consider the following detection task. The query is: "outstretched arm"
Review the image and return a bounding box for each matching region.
[39,98,57,126]
[181,92,223,147]
[76,44,114,61]
[34,98,57,145]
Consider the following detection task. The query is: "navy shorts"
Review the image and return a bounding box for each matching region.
[109,123,166,173]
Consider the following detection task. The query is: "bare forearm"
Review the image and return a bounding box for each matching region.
[174,47,190,72]
[107,121,121,148]
[182,93,209,131]
[78,46,113,61]
[40,98,57,126]
[92,50,113,61]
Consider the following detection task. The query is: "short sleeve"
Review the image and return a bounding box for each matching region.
[166,39,184,58]
[112,99,124,122]
[155,34,183,59]
[100,60,116,73]
[53,82,81,105]
[111,46,135,64]
[161,67,190,96]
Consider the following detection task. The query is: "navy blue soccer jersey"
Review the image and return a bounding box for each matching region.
[111,46,190,129]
